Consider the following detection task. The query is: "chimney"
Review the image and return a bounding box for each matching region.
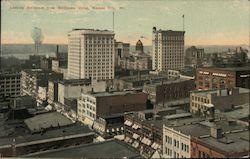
[56,45,59,59]
[217,90,221,96]
[210,126,223,139]
[106,86,109,92]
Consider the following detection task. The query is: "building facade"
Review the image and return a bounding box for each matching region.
[115,41,130,67]
[190,87,250,115]
[196,67,250,90]
[57,79,92,106]
[185,46,204,68]
[152,27,185,72]
[163,126,191,158]
[77,91,148,126]
[68,29,115,80]
[143,79,195,105]
[20,69,63,97]
[0,73,21,98]
[47,80,59,104]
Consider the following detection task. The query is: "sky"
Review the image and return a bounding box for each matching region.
[1,0,249,46]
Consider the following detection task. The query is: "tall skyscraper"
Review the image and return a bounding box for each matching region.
[152,27,185,72]
[68,29,115,80]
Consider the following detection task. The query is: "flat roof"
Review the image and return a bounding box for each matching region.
[168,118,247,137]
[173,123,210,137]
[0,124,93,147]
[191,87,249,97]
[58,78,91,85]
[0,73,21,77]
[164,113,192,120]
[24,139,141,158]
[145,78,191,87]
[200,130,249,153]
[24,112,73,132]
[88,90,144,97]
[199,66,250,72]
[217,103,250,119]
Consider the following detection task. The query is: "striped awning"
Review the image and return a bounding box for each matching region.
[124,120,133,126]
[132,133,140,139]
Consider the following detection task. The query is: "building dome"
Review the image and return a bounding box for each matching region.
[135,40,143,52]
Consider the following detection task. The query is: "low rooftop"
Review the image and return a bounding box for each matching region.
[0,124,93,148]
[88,90,144,97]
[191,87,249,97]
[199,66,250,72]
[58,78,91,85]
[24,139,141,158]
[216,103,250,121]
[24,112,73,132]
[145,78,191,87]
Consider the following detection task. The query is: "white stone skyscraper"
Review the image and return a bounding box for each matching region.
[152,27,185,72]
[68,29,115,80]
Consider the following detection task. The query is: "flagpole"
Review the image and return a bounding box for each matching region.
[112,11,114,31]
[182,14,185,31]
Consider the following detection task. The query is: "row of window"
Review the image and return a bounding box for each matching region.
[191,96,210,103]
[86,110,96,119]
[165,136,189,152]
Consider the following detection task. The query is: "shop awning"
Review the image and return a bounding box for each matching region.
[132,133,140,139]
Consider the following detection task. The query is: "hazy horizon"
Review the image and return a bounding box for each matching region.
[1,0,249,46]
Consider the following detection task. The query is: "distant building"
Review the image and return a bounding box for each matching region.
[135,40,144,52]
[67,29,115,80]
[0,72,21,98]
[51,59,67,77]
[190,87,250,115]
[196,67,250,90]
[185,46,204,68]
[40,56,54,70]
[57,79,107,106]
[113,73,168,91]
[115,41,130,67]
[77,91,148,126]
[152,27,185,72]
[47,79,59,104]
[143,79,195,105]
[20,69,63,98]
[37,86,47,106]
[119,40,152,71]
[211,47,249,67]
[9,95,37,110]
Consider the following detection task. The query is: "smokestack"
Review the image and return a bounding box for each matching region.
[56,45,59,59]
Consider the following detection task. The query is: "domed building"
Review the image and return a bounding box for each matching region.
[135,40,143,53]
[119,39,152,71]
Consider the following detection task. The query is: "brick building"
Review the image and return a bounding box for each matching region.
[123,108,198,158]
[196,67,250,90]
[77,91,148,126]
[191,128,249,158]
[143,79,195,105]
